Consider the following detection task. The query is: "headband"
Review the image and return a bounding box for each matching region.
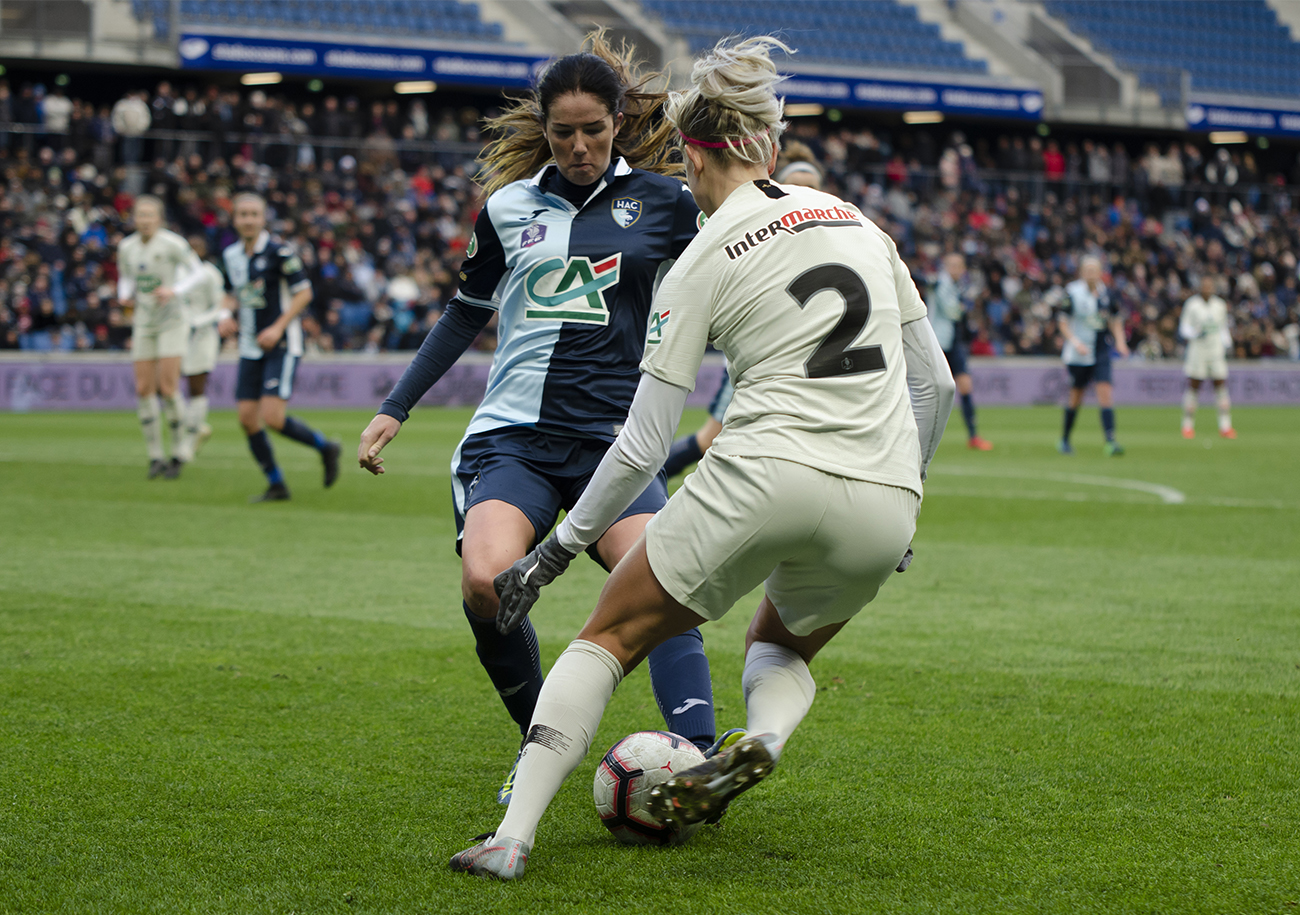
[678,128,769,149]
[776,161,821,181]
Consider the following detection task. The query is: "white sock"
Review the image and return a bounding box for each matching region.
[742,641,817,763]
[1216,387,1232,433]
[495,639,624,847]
[1182,388,1198,432]
[137,395,164,461]
[160,391,186,459]
[181,395,209,461]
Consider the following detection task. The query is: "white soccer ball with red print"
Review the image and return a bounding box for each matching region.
[592,730,706,846]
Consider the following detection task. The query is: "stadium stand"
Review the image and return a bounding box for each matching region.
[1046,0,1300,104]
[131,0,506,43]
[640,0,987,73]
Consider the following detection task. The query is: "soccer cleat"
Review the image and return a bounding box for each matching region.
[322,440,342,488]
[703,728,747,760]
[647,734,776,829]
[1057,439,1074,456]
[1104,442,1125,457]
[1220,428,1237,439]
[147,459,168,479]
[497,745,524,805]
[250,482,291,503]
[194,423,213,456]
[163,457,183,480]
[967,436,994,451]
[1182,427,1195,439]
[449,833,530,881]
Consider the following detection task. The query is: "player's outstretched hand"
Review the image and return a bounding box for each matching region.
[493,536,576,635]
[358,414,401,475]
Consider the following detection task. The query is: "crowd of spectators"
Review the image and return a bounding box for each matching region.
[2,76,1299,362]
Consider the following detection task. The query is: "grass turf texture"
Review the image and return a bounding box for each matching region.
[1,405,1297,914]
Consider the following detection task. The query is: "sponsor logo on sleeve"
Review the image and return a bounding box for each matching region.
[696,211,707,231]
[611,197,642,228]
[466,232,478,258]
[521,223,547,248]
[723,204,862,261]
[523,253,620,324]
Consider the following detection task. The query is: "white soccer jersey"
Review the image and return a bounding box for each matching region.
[117,229,198,330]
[183,262,227,329]
[1180,294,1230,355]
[642,179,929,496]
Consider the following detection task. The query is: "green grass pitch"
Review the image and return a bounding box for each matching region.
[2,405,1298,914]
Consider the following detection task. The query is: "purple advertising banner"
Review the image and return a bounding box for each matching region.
[3,355,1299,412]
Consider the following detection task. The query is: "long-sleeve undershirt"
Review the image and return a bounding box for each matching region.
[376,298,495,422]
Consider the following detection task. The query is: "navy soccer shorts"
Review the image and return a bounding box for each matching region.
[451,426,669,567]
[707,371,735,425]
[943,343,969,377]
[236,350,300,401]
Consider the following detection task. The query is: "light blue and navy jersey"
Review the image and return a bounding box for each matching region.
[221,230,312,359]
[456,158,700,442]
[926,271,964,352]
[1060,277,1115,366]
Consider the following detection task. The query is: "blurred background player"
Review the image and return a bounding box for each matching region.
[1179,274,1236,439]
[218,193,340,502]
[662,140,825,478]
[177,236,227,463]
[117,195,205,479]
[1057,255,1129,456]
[357,32,719,804]
[927,252,992,450]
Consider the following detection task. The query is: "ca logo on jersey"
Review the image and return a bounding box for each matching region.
[611,197,642,228]
[646,308,670,346]
[524,253,621,324]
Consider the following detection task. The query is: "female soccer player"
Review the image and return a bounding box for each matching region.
[451,36,956,880]
[357,32,718,804]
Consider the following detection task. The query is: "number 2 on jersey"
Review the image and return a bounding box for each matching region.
[786,264,886,378]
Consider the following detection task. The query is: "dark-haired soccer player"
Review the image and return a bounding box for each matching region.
[219,193,340,501]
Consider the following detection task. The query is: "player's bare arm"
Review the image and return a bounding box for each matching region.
[257,286,311,351]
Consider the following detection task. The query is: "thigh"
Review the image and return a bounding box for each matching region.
[258,395,287,429]
[644,451,822,624]
[766,479,919,637]
[461,499,541,613]
[157,356,182,394]
[132,358,159,394]
[589,469,668,571]
[578,537,709,673]
[133,326,159,362]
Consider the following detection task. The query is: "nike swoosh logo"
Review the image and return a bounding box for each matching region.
[672,698,710,715]
[497,682,529,698]
[519,558,541,585]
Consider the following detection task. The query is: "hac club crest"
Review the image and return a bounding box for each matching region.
[611,197,642,229]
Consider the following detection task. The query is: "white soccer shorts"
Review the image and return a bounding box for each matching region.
[132,320,188,361]
[645,450,920,637]
[182,325,221,376]
[1184,346,1228,382]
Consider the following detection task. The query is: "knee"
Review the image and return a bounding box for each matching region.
[259,407,284,431]
[461,566,500,618]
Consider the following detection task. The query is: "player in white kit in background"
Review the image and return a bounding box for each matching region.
[117,195,205,479]
[1179,273,1235,439]
[450,36,955,881]
[178,236,229,462]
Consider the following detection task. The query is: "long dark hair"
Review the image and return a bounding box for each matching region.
[478,29,679,195]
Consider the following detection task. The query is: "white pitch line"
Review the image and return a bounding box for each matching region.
[932,465,1187,504]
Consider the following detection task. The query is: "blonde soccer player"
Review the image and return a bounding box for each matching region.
[117,194,205,478]
[1179,273,1235,439]
[450,36,955,880]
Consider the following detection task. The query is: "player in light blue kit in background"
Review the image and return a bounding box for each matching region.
[662,141,824,477]
[1057,255,1129,456]
[927,252,993,451]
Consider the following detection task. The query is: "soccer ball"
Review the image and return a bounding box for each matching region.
[593,730,706,846]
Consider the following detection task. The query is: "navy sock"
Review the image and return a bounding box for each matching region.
[1062,408,1078,442]
[662,433,703,478]
[647,627,716,752]
[1101,408,1116,442]
[279,415,327,451]
[464,602,544,736]
[960,393,977,439]
[247,430,284,485]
